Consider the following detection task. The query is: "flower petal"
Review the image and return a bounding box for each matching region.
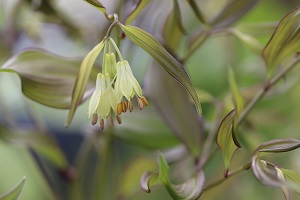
[88,73,104,117]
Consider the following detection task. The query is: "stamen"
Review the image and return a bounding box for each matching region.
[117,102,123,115]
[116,115,122,124]
[122,101,127,112]
[92,113,98,125]
[99,119,105,130]
[137,98,144,110]
[141,97,148,106]
[128,100,133,112]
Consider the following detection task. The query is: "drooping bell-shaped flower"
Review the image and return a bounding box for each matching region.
[114,60,148,115]
[88,73,118,129]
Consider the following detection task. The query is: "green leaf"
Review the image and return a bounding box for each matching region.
[186,0,208,26]
[263,6,300,77]
[228,67,244,147]
[66,41,105,127]
[163,0,186,50]
[210,0,259,28]
[0,50,98,109]
[84,0,108,19]
[230,29,263,54]
[0,177,26,200]
[253,138,300,155]
[145,61,203,156]
[216,110,239,175]
[125,0,151,25]
[120,24,202,115]
[280,168,300,195]
[113,104,180,150]
[158,154,205,200]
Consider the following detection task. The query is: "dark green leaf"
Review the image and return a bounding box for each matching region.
[0,50,98,109]
[120,24,202,115]
[216,110,239,174]
[66,41,104,127]
[263,6,300,77]
[253,138,300,155]
[0,177,25,200]
[125,0,151,25]
[158,154,205,200]
[186,0,208,26]
[145,61,203,156]
[163,0,186,50]
[210,0,259,28]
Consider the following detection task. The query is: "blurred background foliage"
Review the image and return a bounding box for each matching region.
[1,0,300,199]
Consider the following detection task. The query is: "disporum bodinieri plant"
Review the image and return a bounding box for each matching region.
[2,0,300,199]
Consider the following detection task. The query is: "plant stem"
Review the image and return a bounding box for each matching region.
[94,128,113,200]
[238,56,300,124]
[204,161,251,191]
[197,101,223,169]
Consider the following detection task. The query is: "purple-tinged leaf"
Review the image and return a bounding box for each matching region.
[251,155,281,187]
[0,50,98,109]
[253,138,300,155]
[210,0,259,28]
[145,61,203,156]
[163,0,186,50]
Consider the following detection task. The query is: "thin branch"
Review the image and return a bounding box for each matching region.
[238,55,300,124]
[204,161,251,191]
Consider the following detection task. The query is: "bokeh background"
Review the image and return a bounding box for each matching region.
[1,0,300,199]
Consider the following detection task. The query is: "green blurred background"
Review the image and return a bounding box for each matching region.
[1,0,300,199]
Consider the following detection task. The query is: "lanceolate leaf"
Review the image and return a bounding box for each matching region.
[84,0,109,19]
[263,6,300,77]
[230,29,263,54]
[217,110,239,175]
[253,138,300,155]
[66,41,105,127]
[210,0,259,28]
[186,0,208,26]
[120,24,202,115]
[0,50,98,109]
[275,167,290,200]
[158,154,205,200]
[0,177,25,200]
[163,0,186,50]
[125,0,151,25]
[228,68,244,147]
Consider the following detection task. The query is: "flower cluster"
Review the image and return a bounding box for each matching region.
[87,38,148,129]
